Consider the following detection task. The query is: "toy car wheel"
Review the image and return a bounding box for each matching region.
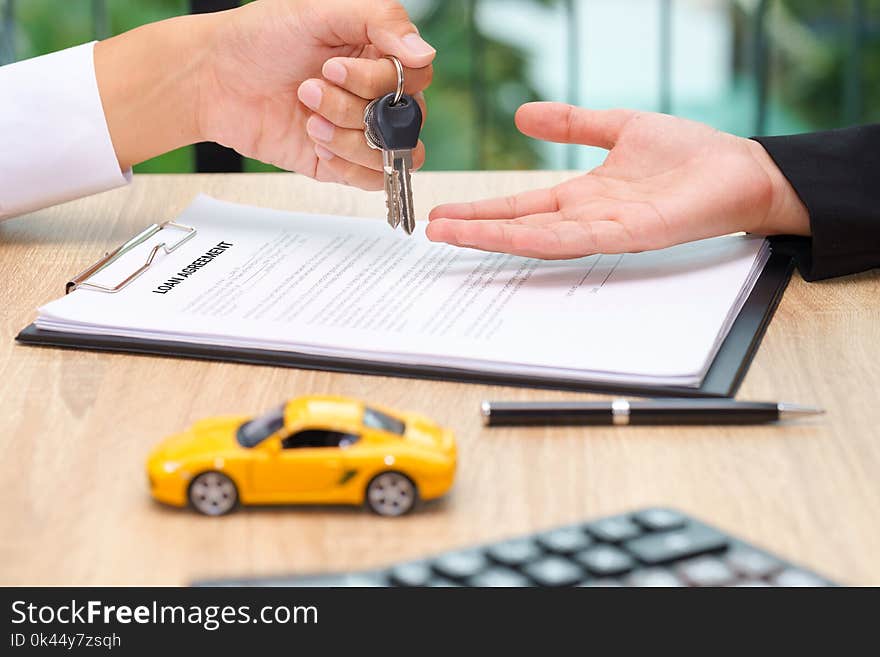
[365,471,417,517]
[188,471,239,516]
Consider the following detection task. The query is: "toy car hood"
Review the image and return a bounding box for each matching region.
[151,415,247,461]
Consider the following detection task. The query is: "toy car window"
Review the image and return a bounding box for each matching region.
[363,407,405,435]
[236,405,285,447]
[281,429,360,449]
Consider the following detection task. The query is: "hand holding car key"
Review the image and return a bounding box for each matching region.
[363,56,423,234]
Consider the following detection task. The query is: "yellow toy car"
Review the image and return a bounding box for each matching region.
[147,395,456,517]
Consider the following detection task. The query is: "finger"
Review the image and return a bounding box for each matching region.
[314,144,385,191]
[425,218,600,259]
[428,188,559,222]
[307,115,381,170]
[312,159,341,185]
[298,80,367,130]
[415,91,427,124]
[426,218,635,259]
[322,0,436,69]
[323,57,433,100]
[307,114,426,171]
[515,102,637,149]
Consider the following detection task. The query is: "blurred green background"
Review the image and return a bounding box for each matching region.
[1,0,878,174]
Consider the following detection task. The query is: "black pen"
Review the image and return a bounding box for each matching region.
[480,399,825,427]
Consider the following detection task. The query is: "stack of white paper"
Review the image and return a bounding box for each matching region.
[34,195,770,389]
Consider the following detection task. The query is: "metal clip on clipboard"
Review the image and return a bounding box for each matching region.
[66,221,197,294]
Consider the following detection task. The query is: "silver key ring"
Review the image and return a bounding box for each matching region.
[363,55,406,149]
[385,55,405,106]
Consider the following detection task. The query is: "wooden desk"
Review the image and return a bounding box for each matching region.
[1,172,878,585]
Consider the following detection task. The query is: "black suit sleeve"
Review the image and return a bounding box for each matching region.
[752,125,880,281]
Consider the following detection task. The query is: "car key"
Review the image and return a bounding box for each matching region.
[363,91,422,234]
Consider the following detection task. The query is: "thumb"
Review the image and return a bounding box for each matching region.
[515,102,636,150]
[345,0,436,68]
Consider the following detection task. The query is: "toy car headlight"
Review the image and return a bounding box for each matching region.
[162,461,181,474]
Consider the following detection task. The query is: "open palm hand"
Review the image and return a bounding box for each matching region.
[427,102,808,258]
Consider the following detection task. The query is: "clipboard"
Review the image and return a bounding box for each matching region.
[16,223,794,399]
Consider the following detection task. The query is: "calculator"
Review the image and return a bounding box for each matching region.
[197,507,835,587]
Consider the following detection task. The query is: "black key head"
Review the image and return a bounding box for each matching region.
[371,92,423,150]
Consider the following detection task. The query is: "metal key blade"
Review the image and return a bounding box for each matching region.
[367,91,421,235]
[382,149,400,229]
[391,149,415,234]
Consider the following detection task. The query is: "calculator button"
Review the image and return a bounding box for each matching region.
[273,573,384,586]
[432,550,489,580]
[574,545,635,576]
[626,568,685,587]
[676,556,737,586]
[587,517,642,542]
[345,573,388,587]
[389,561,433,587]
[469,567,532,587]
[523,556,584,586]
[578,578,624,587]
[733,579,772,587]
[633,508,687,532]
[426,577,462,587]
[624,525,728,565]
[486,539,543,567]
[536,527,593,554]
[725,548,783,579]
[771,569,827,587]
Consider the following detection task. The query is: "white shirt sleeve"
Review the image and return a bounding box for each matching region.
[0,42,131,221]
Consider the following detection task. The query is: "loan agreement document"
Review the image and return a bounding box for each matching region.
[35,195,770,388]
